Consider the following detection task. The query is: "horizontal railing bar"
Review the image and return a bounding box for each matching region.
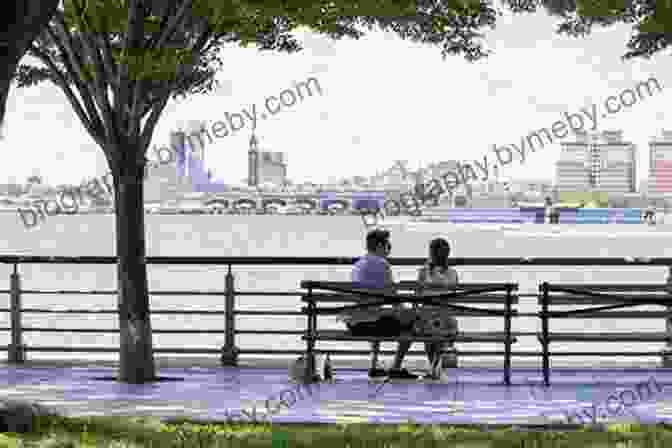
[15,309,226,315]
[20,328,226,334]
[3,347,668,357]
[235,311,305,316]
[234,292,303,296]
[20,347,221,354]
[0,308,540,317]
[1,256,672,266]
[20,290,116,295]
[235,330,304,335]
[14,309,303,316]
[20,290,227,296]
[237,350,668,357]
[0,330,562,337]
[236,349,545,356]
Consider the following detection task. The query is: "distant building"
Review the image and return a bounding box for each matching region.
[247,132,287,187]
[555,130,637,194]
[648,130,672,195]
[144,131,191,202]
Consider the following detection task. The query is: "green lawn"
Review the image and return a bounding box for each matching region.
[1,415,671,448]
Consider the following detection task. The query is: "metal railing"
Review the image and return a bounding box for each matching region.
[0,256,670,366]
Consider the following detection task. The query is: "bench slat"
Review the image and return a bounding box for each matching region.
[304,294,519,304]
[302,307,516,318]
[301,280,517,290]
[304,330,516,343]
[537,311,671,318]
[545,284,671,291]
[538,296,672,305]
[537,332,671,342]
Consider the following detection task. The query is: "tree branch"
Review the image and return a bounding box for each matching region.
[129,80,145,142]
[69,0,120,148]
[140,96,169,152]
[151,0,194,51]
[45,22,107,139]
[29,44,105,147]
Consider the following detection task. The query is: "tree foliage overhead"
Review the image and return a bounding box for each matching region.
[15,0,500,169]
[505,0,672,60]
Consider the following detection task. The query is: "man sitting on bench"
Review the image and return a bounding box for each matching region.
[338,229,418,379]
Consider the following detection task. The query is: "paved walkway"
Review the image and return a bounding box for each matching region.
[2,356,672,425]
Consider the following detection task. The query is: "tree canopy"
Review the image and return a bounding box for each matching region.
[506,0,672,60]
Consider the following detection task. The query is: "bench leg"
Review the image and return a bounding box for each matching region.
[438,344,457,368]
[662,349,672,368]
[443,347,458,368]
[663,305,672,367]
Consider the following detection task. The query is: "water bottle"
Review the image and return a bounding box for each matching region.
[323,353,333,382]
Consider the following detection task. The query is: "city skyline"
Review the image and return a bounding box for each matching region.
[2,11,671,188]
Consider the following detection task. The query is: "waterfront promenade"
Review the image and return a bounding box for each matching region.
[3,355,672,425]
[4,216,672,425]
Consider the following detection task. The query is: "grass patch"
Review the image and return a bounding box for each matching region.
[1,414,672,447]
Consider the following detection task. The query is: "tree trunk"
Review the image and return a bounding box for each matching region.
[0,0,60,127]
[113,163,156,383]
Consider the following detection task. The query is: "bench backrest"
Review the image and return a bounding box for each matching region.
[538,283,672,305]
[301,281,519,304]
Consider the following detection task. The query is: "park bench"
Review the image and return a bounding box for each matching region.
[300,280,519,385]
[537,282,672,386]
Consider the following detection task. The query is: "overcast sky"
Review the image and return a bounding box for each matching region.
[2,6,671,187]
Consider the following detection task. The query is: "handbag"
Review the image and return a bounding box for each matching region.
[347,315,413,337]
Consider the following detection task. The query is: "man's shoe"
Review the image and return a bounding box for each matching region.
[368,368,388,378]
[442,351,458,369]
[388,368,419,380]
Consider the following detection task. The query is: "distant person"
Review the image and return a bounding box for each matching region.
[338,229,418,379]
[644,205,655,225]
[395,238,459,379]
[544,197,553,224]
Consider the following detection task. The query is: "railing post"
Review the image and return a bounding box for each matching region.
[8,264,24,363]
[503,284,513,386]
[304,286,317,382]
[541,282,550,387]
[221,264,239,366]
[662,267,672,367]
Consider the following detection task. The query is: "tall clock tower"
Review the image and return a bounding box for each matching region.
[248,132,259,187]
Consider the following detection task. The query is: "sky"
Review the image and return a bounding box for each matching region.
[2,5,672,187]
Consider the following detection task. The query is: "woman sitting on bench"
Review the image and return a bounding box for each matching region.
[415,238,460,379]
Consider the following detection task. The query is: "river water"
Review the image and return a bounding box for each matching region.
[2,213,672,367]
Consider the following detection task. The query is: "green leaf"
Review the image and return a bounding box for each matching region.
[575,0,630,17]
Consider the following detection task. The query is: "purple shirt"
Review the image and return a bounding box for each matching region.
[351,254,393,287]
[341,254,394,324]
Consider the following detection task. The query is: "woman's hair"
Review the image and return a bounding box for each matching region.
[366,229,390,252]
[427,238,451,271]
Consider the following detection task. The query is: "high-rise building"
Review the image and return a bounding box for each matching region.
[170,121,227,193]
[649,130,672,195]
[144,132,191,202]
[555,130,636,194]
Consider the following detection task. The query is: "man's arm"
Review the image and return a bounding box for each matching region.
[384,262,395,286]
